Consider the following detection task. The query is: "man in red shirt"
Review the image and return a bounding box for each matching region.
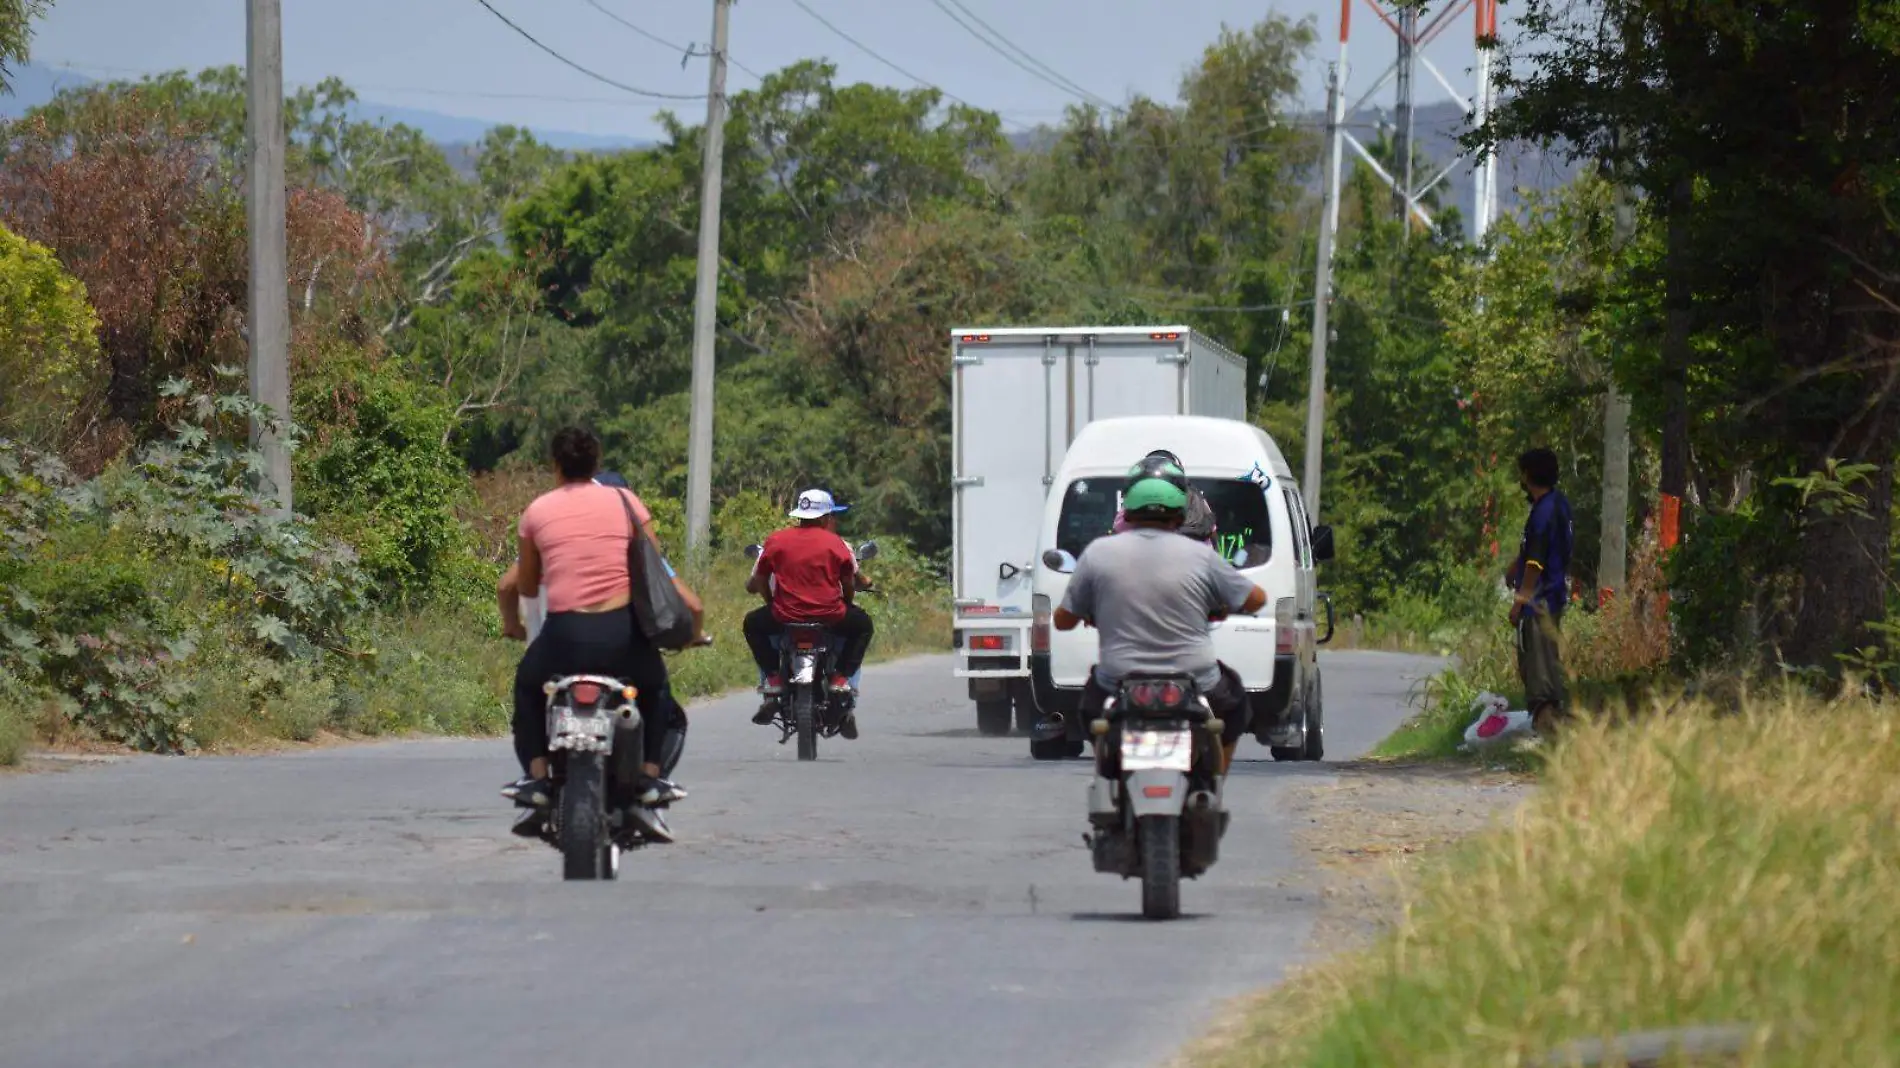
[744,488,875,735]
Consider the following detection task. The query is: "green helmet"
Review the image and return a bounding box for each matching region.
[1122,469,1189,515]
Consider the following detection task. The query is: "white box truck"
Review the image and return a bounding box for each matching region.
[949,325,1248,735]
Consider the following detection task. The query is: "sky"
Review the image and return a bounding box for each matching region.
[24,0,1510,142]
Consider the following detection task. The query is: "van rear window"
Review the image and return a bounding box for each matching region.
[1056,477,1273,566]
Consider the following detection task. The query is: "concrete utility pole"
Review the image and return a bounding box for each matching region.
[1392,2,1417,229]
[1303,60,1347,521]
[1599,140,1636,600]
[683,0,731,554]
[246,0,290,514]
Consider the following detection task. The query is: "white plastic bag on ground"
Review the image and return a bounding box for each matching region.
[1461,691,1534,750]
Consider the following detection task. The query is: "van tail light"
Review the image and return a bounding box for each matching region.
[1032,595,1052,654]
[1275,597,1297,654]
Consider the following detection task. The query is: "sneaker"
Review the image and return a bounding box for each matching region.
[829,675,854,694]
[759,674,784,695]
[502,776,552,809]
[840,713,859,740]
[627,805,675,843]
[752,701,778,726]
[635,777,688,806]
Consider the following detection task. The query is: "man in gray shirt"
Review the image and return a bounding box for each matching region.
[1054,465,1266,776]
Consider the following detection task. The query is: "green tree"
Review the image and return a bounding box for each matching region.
[0,222,99,450]
[0,0,48,95]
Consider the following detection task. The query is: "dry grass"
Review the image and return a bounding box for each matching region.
[1191,694,1900,1067]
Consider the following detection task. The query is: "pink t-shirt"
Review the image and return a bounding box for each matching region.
[518,483,654,613]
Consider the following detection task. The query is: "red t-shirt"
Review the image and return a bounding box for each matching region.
[755,525,856,624]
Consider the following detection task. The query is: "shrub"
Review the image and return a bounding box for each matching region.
[0,223,102,452]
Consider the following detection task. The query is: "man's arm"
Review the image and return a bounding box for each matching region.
[1055,555,1094,630]
[745,541,773,597]
[498,562,525,640]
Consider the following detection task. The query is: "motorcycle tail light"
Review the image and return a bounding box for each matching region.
[570,682,601,706]
[1158,682,1184,707]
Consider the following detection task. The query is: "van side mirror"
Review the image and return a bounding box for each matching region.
[1311,525,1336,563]
[743,543,763,561]
[857,541,880,561]
[1041,548,1078,574]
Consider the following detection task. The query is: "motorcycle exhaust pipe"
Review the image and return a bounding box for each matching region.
[1187,790,1220,813]
[1031,711,1068,742]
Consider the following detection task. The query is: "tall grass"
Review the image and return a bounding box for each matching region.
[1199,694,1900,1068]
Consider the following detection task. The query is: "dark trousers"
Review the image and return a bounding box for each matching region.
[512,610,681,774]
[1517,606,1567,715]
[1081,664,1249,781]
[743,604,875,680]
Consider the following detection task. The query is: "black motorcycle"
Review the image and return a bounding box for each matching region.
[536,673,654,880]
[743,540,878,761]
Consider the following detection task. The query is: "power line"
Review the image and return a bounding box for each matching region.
[931,0,1119,112]
[786,0,1032,131]
[579,0,766,82]
[924,0,1118,113]
[475,0,704,101]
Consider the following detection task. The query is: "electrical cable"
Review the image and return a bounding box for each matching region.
[932,0,1119,111]
[923,0,1117,112]
[579,0,766,82]
[474,0,704,100]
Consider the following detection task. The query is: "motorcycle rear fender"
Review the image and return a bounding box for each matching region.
[1123,769,1188,818]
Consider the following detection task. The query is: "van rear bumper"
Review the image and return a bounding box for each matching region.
[1033,653,1295,720]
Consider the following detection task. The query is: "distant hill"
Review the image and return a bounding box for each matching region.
[0,62,651,152]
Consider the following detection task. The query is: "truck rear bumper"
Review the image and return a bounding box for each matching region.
[953,619,1032,679]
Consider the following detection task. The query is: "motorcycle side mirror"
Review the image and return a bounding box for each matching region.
[1041,548,1078,574]
[1311,524,1336,563]
[743,543,763,561]
[856,540,880,561]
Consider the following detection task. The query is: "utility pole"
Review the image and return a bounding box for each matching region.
[683,0,731,554]
[1392,2,1417,230]
[1303,59,1347,521]
[1598,138,1635,601]
[246,0,290,514]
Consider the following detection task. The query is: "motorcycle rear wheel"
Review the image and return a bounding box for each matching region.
[1139,814,1182,920]
[794,687,818,761]
[561,753,610,881]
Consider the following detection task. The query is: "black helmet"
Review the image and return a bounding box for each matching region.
[1144,449,1184,470]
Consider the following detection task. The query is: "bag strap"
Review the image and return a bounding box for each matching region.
[613,487,648,584]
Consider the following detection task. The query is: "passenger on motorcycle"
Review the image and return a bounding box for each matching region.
[743,488,874,737]
[1054,463,1266,778]
[499,429,702,843]
[1111,450,1217,544]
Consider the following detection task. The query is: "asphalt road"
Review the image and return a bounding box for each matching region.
[0,651,1438,1068]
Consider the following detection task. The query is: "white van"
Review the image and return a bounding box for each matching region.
[1028,415,1335,761]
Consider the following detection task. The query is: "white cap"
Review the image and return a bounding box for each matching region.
[788,488,844,520]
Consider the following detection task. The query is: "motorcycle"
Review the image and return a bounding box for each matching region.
[1082,672,1229,920]
[743,540,879,761]
[536,673,653,880]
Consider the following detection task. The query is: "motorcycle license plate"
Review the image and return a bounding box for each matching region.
[548,709,612,751]
[1121,729,1192,772]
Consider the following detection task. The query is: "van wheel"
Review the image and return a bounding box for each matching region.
[1300,675,1326,761]
[976,698,1013,736]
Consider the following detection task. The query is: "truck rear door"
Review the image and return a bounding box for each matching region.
[952,334,1061,623]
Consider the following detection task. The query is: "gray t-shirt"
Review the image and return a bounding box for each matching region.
[1060,528,1260,689]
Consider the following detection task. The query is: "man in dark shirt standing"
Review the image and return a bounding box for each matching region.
[1507,447,1573,735]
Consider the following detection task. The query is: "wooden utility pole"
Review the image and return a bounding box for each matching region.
[246,0,290,514]
[684,0,731,553]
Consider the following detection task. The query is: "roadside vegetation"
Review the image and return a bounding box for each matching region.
[1192,694,1900,1068]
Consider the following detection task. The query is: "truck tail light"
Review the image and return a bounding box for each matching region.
[1275,597,1297,654]
[1032,595,1051,654]
[970,634,1006,651]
